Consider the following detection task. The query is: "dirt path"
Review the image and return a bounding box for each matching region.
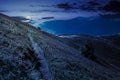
[28,34,52,80]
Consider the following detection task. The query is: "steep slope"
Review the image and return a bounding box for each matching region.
[0,13,120,80]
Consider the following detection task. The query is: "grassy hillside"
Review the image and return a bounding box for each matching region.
[0,13,120,80]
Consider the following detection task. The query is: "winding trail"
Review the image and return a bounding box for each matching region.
[28,34,52,80]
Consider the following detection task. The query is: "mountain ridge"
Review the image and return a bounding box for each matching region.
[0,13,120,80]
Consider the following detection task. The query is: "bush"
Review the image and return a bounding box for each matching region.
[81,40,96,61]
[0,20,4,24]
[38,27,41,30]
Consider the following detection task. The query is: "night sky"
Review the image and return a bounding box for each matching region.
[0,0,108,17]
[0,0,79,19]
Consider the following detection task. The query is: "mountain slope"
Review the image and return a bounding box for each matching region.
[0,13,120,80]
[59,34,120,68]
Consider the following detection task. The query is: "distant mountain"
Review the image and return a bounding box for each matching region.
[0,13,120,80]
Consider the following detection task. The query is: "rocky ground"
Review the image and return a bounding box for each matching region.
[0,13,120,80]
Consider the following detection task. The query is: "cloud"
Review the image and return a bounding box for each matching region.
[20,9,77,13]
[29,4,55,7]
[20,9,59,13]
[0,10,9,12]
